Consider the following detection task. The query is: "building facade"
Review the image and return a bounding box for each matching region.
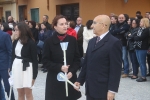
[1,0,150,24]
[0,0,17,22]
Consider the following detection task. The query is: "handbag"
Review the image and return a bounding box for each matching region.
[37,40,44,49]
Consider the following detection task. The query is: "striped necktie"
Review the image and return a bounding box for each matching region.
[96,36,100,44]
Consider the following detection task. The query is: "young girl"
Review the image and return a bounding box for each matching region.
[12,22,38,100]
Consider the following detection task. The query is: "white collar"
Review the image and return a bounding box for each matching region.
[98,31,109,40]
[76,24,81,27]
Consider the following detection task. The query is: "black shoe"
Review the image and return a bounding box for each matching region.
[131,76,138,79]
[136,77,147,82]
[147,73,150,76]
[43,69,48,73]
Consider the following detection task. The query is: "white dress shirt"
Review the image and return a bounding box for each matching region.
[98,31,109,41]
[74,24,81,33]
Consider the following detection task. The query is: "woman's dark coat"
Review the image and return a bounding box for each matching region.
[42,32,81,100]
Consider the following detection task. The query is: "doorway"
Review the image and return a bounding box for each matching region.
[30,8,39,23]
[5,11,11,22]
[18,5,27,22]
[57,4,79,21]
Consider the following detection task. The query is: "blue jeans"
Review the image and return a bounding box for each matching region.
[129,51,139,76]
[135,50,147,77]
[122,46,129,74]
[0,77,6,100]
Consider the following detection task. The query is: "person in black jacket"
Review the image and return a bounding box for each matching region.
[37,22,53,72]
[12,22,38,100]
[132,18,150,82]
[110,14,130,78]
[28,21,39,43]
[75,17,84,58]
[127,19,140,79]
[42,15,81,100]
[43,15,52,30]
[109,15,118,31]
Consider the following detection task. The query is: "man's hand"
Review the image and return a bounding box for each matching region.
[61,65,70,73]
[74,82,80,91]
[67,72,73,79]
[8,68,10,72]
[107,91,115,100]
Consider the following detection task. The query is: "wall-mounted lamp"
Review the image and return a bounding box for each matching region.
[124,0,128,3]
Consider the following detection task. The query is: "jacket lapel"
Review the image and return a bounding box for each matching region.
[77,25,84,34]
[92,33,110,52]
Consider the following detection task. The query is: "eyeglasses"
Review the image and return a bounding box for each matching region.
[93,21,107,26]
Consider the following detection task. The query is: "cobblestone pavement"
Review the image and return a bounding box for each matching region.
[4,65,150,100]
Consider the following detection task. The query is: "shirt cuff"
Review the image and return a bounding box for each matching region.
[109,90,116,94]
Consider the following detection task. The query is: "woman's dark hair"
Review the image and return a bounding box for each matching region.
[41,22,47,30]
[137,15,143,20]
[86,20,93,30]
[2,23,11,32]
[136,11,141,15]
[17,22,34,44]
[68,20,76,29]
[36,23,41,30]
[111,15,118,20]
[52,15,66,29]
[131,19,140,28]
[28,21,36,28]
[124,14,129,23]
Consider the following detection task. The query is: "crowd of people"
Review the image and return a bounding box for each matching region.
[110,11,150,82]
[0,10,150,100]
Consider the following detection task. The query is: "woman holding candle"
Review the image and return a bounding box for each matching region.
[42,15,81,100]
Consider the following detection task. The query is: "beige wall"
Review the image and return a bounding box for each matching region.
[17,0,150,24]
[80,0,150,24]
[0,3,17,21]
[105,0,150,17]
[18,0,79,23]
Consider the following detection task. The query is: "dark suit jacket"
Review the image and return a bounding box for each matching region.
[77,25,84,45]
[77,32,122,98]
[42,32,81,100]
[0,30,12,70]
[12,39,38,79]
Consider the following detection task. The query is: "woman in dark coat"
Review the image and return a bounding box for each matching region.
[132,18,150,82]
[28,21,39,43]
[42,15,81,100]
[127,19,140,79]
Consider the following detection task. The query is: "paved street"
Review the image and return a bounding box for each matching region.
[4,65,150,100]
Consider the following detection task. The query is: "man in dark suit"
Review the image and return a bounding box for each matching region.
[43,15,52,30]
[75,17,84,57]
[74,15,122,100]
[0,30,15,100]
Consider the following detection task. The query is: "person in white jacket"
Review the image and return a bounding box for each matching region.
[83,20,96,56]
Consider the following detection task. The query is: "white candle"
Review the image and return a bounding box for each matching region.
[63,50,68,96]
